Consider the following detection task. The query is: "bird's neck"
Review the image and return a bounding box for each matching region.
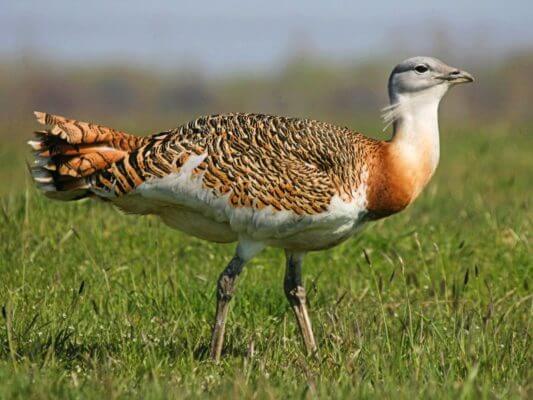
[389,93,441,195]
[365,92,442,219]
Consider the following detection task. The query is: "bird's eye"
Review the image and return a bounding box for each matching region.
[414,65,429,74]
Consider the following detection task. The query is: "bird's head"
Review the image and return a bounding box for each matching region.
[382,56,474,128]
[388,56,474,104]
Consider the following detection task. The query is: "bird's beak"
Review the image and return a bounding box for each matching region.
[438,68,475,84]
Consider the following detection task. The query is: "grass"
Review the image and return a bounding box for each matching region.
[0,127,531,399]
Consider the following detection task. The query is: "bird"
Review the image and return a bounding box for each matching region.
[28,56,474,361]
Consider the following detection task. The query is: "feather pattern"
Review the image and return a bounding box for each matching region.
[27,111,418,250]
[89,113,381,214]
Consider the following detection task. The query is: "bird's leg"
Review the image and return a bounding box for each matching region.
[209,240,264,361]
[284,250,317,355]
[209,255,245,361]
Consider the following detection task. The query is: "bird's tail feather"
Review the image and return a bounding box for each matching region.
[28,112,147,201]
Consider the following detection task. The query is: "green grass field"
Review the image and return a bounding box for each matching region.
[0,127,531,399]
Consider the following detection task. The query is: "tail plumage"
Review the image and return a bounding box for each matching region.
[28,112,148,200]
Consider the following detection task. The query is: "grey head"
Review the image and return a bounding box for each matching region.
[388,56,474,103]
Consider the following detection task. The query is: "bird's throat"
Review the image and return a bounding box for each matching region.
[366,95,441,219]
[390,95,441,197]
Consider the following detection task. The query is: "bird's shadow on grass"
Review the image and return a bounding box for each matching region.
[192,343,249,361]
[5,335,248,368]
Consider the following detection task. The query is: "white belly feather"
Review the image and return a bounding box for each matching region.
[112,153,370,251]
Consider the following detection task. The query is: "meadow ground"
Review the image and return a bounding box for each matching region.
[0,126,531,399]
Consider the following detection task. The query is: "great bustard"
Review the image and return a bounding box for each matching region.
[28,57,473,360]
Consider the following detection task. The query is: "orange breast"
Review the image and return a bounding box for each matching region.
[366,141,434,220]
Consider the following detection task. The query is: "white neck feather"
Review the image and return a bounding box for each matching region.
[383,86,446,174]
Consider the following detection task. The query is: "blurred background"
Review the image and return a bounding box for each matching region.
[1,0,532,194]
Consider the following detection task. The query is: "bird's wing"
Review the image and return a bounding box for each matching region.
[88,113,369,215]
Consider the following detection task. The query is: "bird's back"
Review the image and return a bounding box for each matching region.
[102,114,375,207]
